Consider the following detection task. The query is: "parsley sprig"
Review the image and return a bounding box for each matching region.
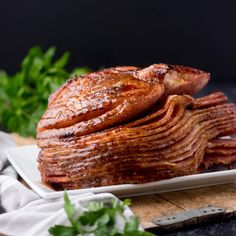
[49,192,154,236]
[0,46,90,137]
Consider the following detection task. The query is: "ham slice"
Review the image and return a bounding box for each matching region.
[37,80,236,189]
[37,64,210,139]
[202,137,236,168]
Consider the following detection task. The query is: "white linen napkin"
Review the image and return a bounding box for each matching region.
[0,132,17,178]
[0,132,134,236]
[0,177,133,236]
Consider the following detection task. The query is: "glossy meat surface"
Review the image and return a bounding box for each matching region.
[202,137,236,168]
[37,64,236,190]
[37,64,210,138]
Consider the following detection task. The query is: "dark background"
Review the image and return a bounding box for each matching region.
[1,1,236,235]
[0,0,236,84]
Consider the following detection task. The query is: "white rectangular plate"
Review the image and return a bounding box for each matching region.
[6,145,236,199]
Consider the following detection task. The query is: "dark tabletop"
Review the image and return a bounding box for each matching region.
[152,217,236,236]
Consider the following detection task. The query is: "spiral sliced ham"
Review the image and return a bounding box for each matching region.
[37,64,236,190]
[37,64,210,139]
[202,137,236,168]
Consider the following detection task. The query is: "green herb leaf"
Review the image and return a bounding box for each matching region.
[0,46,90,137]
[48,225,76,236]
[124,216,139,232]
[49,192,154,236]
[123,199,131,206]
[64,192,75,223]
[54,52,70,69]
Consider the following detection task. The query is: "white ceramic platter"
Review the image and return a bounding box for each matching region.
[6,145,236,199]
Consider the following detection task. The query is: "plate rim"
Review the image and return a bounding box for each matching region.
[6,145,236,199]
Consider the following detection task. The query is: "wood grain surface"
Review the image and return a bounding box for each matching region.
[129,183,236,229]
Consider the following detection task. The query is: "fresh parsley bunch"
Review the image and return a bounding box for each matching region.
[49,192,154,236]
[0,46,90,137]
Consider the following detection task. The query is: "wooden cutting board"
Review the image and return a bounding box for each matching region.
[129,183,236,230]
[11,134,236,231]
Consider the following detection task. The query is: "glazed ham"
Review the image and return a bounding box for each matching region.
[202,137,236,169]
[37,64,236,190]
[37,64,210,138]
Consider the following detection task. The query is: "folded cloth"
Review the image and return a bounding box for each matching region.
[0,132,17,178]
[0,176,133,236]
[0,132,134,236]
[0,131,17,216]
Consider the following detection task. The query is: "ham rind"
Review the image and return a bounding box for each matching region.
[37,64,210,139]
[37,89,236,190]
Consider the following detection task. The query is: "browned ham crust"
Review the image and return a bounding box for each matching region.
[37,64,236,190]
[37,64,210,138]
